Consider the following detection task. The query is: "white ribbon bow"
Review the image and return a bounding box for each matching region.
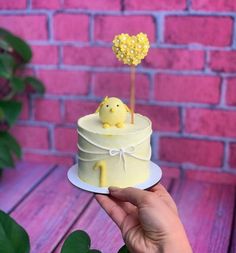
[108,146,136,171]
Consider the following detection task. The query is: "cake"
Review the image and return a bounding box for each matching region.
[77,32,152,188]
[77,97,152,188]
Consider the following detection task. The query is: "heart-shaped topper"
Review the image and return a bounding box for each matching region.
[112,33,150,66]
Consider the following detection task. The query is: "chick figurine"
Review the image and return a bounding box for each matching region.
[95,96,130,128]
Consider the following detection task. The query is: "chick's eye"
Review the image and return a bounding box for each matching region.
[116,104,119,107]
[106,105,109,107]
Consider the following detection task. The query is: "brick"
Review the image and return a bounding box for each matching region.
[94,15,156,42]
[54,127,77,152]
[32,0,61,9]
[54,14,89,41]
[185,170,236,185]
[154,74,221,104]
[192,0,236,11]
[0,0,26,9]
[186,108,236,137]
[143,48,204,70]
[165,16,233,47]
[63,46,121,67]
[229,143,236,168]
[125,0,186,10]
[64,100,98,123]
[136,104,180,132]
[34,98,61,123]
[24,152,74,166]
[159,137,224,167]
[38,70,90,95]
[12,125,49,149]
[64,0,120,10]
[0,15,48,40]
[226,78,236,106]
[93,73,150,100]
[210,51,236,73]
[31,45,59,65]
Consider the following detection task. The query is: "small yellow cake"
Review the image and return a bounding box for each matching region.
[77,113,152,188]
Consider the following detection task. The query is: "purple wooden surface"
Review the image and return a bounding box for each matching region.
[54,176,174,253]
[160,177,172,190]
[10,166,93,253]
[0,161,55,213]
[230,210,236,253]
[170,179,235,253]
[2,162,235,253]
[54,198,123,253]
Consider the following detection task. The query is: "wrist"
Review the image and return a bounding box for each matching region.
[161,230,192,253]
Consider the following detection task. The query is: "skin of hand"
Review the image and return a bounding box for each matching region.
[95,184,192,253]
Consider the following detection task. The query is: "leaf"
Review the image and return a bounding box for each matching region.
[0,210,30,253]
[118,245,130,253]
[0,132,22,158]
[0,107,4,120]
[10,76,26,93]
[61,230,91,253]
[0,101,22,126]
[0,54,14,79]
[0,145,14,168]
[0,40,11,52]
[24,76,45,94]
[0,28,32,63]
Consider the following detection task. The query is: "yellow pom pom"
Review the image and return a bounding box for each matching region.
[112,33,150,66]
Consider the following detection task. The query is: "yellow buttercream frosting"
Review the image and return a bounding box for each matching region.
[77,113,152,187]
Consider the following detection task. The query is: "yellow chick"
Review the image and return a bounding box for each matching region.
[95,96,130,128]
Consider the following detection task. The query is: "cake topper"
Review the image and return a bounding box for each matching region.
[112,33,150,124]
[95,96,130,128]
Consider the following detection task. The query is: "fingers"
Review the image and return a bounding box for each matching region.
[149,183,168,194]
[149,184,178,214]
[109,186,151,207]
[95,194,127,229]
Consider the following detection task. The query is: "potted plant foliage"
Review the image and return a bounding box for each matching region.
[0,28,45,175]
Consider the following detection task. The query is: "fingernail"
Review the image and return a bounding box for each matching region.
[109,186,121,193]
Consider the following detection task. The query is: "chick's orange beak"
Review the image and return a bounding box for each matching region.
[110,108,115,113]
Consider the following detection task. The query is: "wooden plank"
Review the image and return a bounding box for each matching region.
[160,177,173,190]
[170,179,235,253]
[54,197,123,253]
[0,161,55,213]
[54,176,173,253]
[10,166,93,253]
[230,203,236,253]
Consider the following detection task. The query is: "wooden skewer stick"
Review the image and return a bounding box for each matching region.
[130,65,136,124]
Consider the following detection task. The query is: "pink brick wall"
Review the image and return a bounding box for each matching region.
[1,0,236,174]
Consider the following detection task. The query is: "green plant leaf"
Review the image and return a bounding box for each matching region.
[0,54,14,79]
[0,101,22,126]
[118,245,130,253]
[24,76,45,94]
[0,145,14,168]
[0,210,30,253]
[0,132,21,158]
[61,230,91,253]
[10,76,26,93]
[0,28,32,63]
[0,39,11,52]
[0,107,4,120]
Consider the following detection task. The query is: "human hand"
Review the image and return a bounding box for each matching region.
[96,184,192,253]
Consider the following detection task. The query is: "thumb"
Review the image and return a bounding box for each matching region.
[109,186,150,207]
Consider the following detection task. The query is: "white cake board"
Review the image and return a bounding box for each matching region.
[67,161,162,194]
